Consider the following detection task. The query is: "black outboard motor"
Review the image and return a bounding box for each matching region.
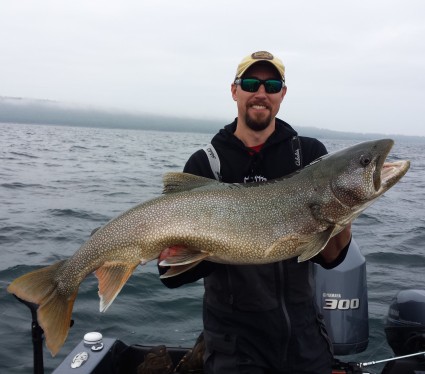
[385,289,425,355]
[314,239,369,355]
[380,289,425,373]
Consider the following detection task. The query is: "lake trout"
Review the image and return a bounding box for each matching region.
[8,138,410,356]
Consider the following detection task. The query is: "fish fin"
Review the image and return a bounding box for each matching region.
[264,235,304,259]
[163,172,221,194]
[159,247,210,266]
[39,288,78,357]
[95,261,139,312]
[7,260,76,357]
[159,260,204,278]
[296,226,336,262]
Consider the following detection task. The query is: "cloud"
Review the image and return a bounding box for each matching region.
[1,0,424,136]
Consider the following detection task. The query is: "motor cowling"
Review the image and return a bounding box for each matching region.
[384,289,425,356]
[314,239,369,355]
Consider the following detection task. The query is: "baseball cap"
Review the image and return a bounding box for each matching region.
[235,51,285,80]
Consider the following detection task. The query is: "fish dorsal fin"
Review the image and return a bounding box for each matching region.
[163,172,223,194]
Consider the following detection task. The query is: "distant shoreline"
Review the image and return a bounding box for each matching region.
[1,96,424,143]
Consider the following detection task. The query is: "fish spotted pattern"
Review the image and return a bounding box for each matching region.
[8,139,410,356]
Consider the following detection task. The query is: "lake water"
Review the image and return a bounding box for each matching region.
[1,123,424,373]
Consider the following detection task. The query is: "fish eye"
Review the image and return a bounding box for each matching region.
[360,154,372,167]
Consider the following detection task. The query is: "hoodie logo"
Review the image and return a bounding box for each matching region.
[244,175,268,183]
[294,148,301,167]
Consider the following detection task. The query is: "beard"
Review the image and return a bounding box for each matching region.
[244,111,272,132]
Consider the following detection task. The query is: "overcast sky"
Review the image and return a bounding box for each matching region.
[1,0,424,136]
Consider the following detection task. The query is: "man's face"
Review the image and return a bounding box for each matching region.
[231,63,287,132]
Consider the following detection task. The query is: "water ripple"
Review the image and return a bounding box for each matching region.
[0,123,423,373]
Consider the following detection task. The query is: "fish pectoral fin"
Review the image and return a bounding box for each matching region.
[159,247,210,266]
[160,260,204,279]
[95,261,139,312]
[296,226,336,262]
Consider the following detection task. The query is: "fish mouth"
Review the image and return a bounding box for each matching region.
[372,139,410,194]
[378,160,410,193]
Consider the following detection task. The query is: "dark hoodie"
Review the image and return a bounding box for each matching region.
[160,118,345,373]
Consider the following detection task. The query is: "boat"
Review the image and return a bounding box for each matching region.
[12,240,425,374]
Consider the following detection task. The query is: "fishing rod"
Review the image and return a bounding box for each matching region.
[358,350,425,368]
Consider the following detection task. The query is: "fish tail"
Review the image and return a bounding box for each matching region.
[7,260,78,356]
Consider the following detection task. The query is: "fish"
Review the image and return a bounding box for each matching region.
[7,138,410,356]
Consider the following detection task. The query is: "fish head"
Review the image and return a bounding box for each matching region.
[324,138,410,210]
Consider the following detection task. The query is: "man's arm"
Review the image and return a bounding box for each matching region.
[314,224,352,268]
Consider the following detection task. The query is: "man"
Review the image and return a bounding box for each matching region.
[160,51,352,373]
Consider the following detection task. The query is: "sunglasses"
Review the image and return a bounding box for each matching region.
[234,78,284,94]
